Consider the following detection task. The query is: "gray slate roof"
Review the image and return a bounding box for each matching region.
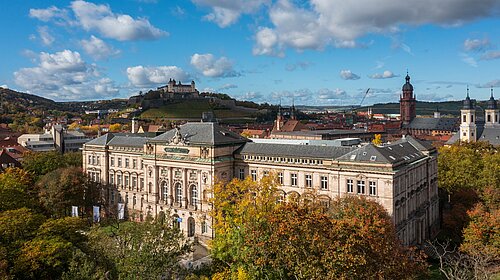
[446,125,500,146]
[238,142,355,159]
[394,135,434,152]
[151,122,248,145]
[337,141,425,164]
[406,117,459,131]
[85,133,151,147]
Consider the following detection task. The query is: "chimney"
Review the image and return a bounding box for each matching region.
[201,112,216,123]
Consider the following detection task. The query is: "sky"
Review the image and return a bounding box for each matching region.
[0,0,499,106]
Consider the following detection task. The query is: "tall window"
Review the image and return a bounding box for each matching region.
[140,178,144,191]
[117,174,122,186]
[347,179,354,193]
[190,185,198,206]
[251,170,257,181]
[369,181,377,196]
[132,159,137,169]
[125,158,129,168]
[88,155,92,164]
[201,221,208,234]
[110,157,115,166]
[321,176,328,190]
[278,172,283,185]
[305,174,312,188]
[291,173,298,187]
[96,156,100,165]
[357,180,365,194]
[277,192,285,203]
[109,174,114,185]
[110,191,115,204]
[124,176,129,187]
[175,183,183,203]
[239,168,245,180]
[117,158,122,167]
[132,177,137,189]
[161,181,168,201]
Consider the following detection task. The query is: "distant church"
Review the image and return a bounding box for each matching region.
[446,88,500,145]
[400,74,459,139]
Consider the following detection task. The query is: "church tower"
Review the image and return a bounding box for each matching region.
[400,73,416,125]
[460,88,477,142]
[485,88,499,127]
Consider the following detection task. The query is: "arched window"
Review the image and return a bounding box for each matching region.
[277,191,286,204]
[175,183,182,203]
[190,185,198,206]
[161,181,168,202]
[188,217,195,237]
[172,215,180,230]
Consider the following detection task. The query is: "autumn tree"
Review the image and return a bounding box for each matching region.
[36,167,102,218]
[0,167,38,211]
[23,151,83,178]
[210,176,426,279]
[372,133,382,146]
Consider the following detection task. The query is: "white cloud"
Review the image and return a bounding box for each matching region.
[464,38,490,52]
[70,1,167,41]
[285,61,312,71]
[480,50,500,60]
[29,6,68,22]
[253,0,500,55]
[37,26,55,46]
[242,91,263,100]
[369,70,398,79]
[14,50,119,100]
[318,88,347,100]
[192,0,269,27]
[460,53,478,67]
[81,35,120,60]
[340,70,360,80]
[0,85,8,89]
[477,79,500,88]
[126,65,191,87]
[218,83,238,91]
[190,53,239,78]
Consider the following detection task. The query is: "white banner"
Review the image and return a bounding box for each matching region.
[118,203,125,220]
[93,206,100,223]
[71,206,78,217]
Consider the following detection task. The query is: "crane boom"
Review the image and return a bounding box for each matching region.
[359,88,370,107]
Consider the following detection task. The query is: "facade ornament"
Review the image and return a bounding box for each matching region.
[200,147,209,158]
[169,126,189,146]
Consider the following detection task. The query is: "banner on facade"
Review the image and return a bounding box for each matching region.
[71,206,78,217]
[118,203,125,220]
[93,206,100,223]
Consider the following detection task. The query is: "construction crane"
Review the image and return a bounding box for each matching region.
[359,88,370,108]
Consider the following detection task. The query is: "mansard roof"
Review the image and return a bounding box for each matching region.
[405,117,459,131]
[85,133,152,147]
[237,142,355,159]
[337,141,426,164]
[151,122,248,146]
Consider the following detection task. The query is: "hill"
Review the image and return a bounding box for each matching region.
[139,99,265,122]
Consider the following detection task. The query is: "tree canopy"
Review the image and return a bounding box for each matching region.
[210,176,426,279]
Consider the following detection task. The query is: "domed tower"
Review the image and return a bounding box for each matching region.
[485,88,499,126]
[400,72,416,125]
[460,87,477,142]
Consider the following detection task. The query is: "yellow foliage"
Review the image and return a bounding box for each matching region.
[372,134,382,146]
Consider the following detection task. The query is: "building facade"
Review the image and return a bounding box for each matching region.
[83,122,439,246]
[447,89,500,145]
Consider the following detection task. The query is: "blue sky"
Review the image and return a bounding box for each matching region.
[0,0,499,106]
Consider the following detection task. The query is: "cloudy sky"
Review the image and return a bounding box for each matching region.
[1,0,499,105]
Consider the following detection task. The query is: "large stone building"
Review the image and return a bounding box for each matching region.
[83,121,439,246]
[18,124,90,153]
[447,89,500,145]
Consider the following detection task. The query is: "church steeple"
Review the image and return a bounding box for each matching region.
[400,71,416,125]
[485,87,499,126]
[460,86,477,142]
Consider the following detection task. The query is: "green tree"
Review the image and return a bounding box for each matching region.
[36,167,102,218]
[22,151,66,178]
[86,213,191,279]
[0,168,38,211]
